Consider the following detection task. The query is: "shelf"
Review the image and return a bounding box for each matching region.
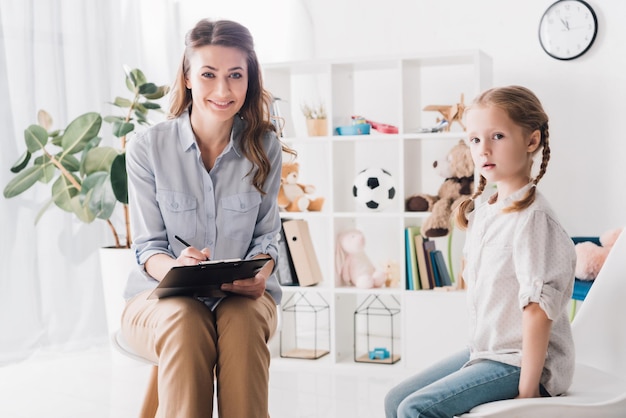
[265,50,491,371]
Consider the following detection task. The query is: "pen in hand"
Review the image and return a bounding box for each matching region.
[175,235,210,262]
[174,235,191,247]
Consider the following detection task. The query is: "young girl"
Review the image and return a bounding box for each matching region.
[121,19,292,417]
[385,86,576,417]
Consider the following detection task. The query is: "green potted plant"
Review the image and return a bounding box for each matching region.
[3,66,169,249]
[301,102,327,136]
[3,67,169,333]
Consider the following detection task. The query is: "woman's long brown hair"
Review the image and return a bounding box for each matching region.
[169,19,294,193]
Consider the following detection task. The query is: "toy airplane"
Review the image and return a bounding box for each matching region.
[423,94,466,132]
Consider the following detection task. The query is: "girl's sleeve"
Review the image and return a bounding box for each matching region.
[514,211,576,320]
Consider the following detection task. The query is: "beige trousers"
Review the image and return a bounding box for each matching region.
[121,290,278,418]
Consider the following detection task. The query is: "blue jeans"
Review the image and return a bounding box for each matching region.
[385,349,524,418]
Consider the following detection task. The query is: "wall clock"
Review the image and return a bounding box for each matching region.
[538,0,598,60]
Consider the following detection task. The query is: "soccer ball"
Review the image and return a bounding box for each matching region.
[352,168,396,211]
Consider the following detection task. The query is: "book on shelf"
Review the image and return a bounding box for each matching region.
[281,218,323,287]
[429,250,441,287]
[432,249,453,287]
[405,226,421,290]
[413,234,432,290]
[422,239,437,288]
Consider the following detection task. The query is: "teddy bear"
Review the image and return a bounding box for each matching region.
[405,140,474,237]
[575,227,623,280]
[277,161,324,212]
[335,229,386,289]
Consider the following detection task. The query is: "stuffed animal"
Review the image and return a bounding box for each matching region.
[335,229,386,289]
[405,140,474,237]
[277,162,324,212]
[575,228,623,280]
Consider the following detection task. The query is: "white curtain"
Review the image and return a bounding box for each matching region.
[0,0,180,365]
[0,0,314,365]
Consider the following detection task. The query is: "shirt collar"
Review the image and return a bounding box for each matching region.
[177,109,245,158]
[493,182,534,209]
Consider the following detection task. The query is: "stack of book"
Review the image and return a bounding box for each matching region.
[404,226,453,291]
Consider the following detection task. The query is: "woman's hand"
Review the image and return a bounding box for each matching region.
[177,246,211,266]
[221,255,275,299]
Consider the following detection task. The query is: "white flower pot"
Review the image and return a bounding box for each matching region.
[99,247,136,335]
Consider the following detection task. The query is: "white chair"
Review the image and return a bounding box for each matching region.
[457,228,626,417]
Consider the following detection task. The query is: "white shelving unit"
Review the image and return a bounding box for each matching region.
[264,51,492,372]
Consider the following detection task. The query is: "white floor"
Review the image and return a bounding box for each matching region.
[0,343,407,418]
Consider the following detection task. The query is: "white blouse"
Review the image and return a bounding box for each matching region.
[463,184,576,396]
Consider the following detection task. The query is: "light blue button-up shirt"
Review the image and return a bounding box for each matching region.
[124,110,282,307]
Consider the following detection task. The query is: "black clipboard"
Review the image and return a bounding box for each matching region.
[147,257,271,300]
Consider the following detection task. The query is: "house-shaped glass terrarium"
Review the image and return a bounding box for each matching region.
[280,291,330,360]
[353,294,401,364]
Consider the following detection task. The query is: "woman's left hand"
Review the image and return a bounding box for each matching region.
[221,255,274,299]
[221,273,267,299]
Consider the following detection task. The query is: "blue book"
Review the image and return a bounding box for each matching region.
[430,251,441,287]
[405,227,421,290]
[433,250,452,287]
[405,228,414,290]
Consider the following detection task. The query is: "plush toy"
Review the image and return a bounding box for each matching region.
[575,227,623,280]
[335,229,386,289]
[405,140,474,237]
[277,162,324,212]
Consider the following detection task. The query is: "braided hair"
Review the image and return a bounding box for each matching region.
[455,86,550,229]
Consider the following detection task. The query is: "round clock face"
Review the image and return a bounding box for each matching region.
[538,0,598,60]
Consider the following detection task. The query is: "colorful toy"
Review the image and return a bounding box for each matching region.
[352,168,396,211]
[335,229,386,289]
[277,162,324,212]
[423,93,466,132]
[369,347,390,360]
[405,140,474,237]
[575,228,623,280]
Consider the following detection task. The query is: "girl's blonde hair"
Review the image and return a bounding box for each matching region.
[168,19,294,193]
[455,86,550,229]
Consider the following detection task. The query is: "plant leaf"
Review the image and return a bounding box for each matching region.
[110,153,127,204]
[69,193,96,223]
[37,109,53,130]
[143,85,169,100]
[111,121,134,138]
[138,82,157,95]
[113,97,133,108]
[51,174,79,211]
[103,115,125,124]
[141,101,161,110]
[3,165,45,198]
[58,153,81,172]
[82,146,119,175]
[24,124,49,153]
[129,68,147,87]
[61,112,102,155]
[10,150,31,173]
[39,163,56,183]
[82,171,116,220]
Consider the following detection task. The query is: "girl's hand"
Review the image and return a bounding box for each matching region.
[177,246,211,266]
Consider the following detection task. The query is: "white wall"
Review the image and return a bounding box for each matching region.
[293,0,624,235]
